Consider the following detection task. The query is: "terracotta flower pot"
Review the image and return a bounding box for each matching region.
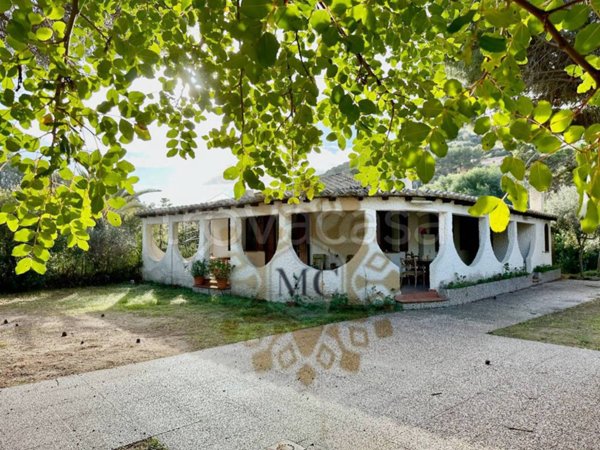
[194,276,205,287]
[216,278,229,290]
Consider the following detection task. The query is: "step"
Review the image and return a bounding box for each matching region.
[395,290,447,304]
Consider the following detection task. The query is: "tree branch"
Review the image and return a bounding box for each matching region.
[317,1,384,88]
[513,0,600,88]
[79,13,109,42]
[294,31,313,82]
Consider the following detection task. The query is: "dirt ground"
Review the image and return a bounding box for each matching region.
[0,284,378,388]
[0,309,194,388]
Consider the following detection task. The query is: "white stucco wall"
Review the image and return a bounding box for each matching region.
[141,196,554,303]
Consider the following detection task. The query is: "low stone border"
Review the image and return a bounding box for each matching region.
[434,275,533,308]
[532,268,562,284]
[413,269,562,310]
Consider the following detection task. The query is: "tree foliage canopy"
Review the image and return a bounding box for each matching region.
[1,0,600,274]
[430,166,503,198]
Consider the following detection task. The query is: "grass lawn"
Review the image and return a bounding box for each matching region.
[491,298,600,351]
[0,283,391,387]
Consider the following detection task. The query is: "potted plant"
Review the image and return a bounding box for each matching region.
[209,258,234,289]
[191,259,208,286]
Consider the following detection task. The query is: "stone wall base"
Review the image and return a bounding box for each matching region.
[429,269,562,309]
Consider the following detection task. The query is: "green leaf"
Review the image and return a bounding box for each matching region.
[234,180,245,199]
[429,131,448,157]
[500,156,525,180]
[223,166,239,180]
[581,201,599,233]
[488,200,510,232]
[240,0,272,19]
[106,210,122,227]
[310,10,330,33]
[58,167,73,180]
[14,228,35,243]
[339,95,359,123]
[574,23,600,55]
[416,151,435,183]
[501,176,528,212]
[444,79,463,96]
[474,116,491,135]
[331,85,344,104]
[481,131,497,151]
[485,8,519,27]
[35,27,53,41]
[31,258,47,275]
[119,119,134,142]
[533,101,552,124]
[533,133,562,154]
[403,121,431,143]
[509,119,531,140]
[515,96,534,116]
[33,245,50,262]
[422,99,444,118]
[549,109,573,133]
[479,34,507,53]
[358,99,377,115]
[529,161,553,192]
[107,197,127,209]
[560,4,590,31]
[15,257,32,275]
[468,196,510,232]
[256,32,279,68]
[447,10,476,33]
[134,123,151,141]
[564,125,585,144]
[11,244,32,257]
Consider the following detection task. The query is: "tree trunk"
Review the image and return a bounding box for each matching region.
[579,247,584,277]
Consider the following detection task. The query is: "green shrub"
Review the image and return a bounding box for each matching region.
[191,259,208,277]
[442,266,529,290]
[209,259,234,279]
[1,190,141,293]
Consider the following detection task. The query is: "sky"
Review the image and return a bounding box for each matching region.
[127,122,350,207]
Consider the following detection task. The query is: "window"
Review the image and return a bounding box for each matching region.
[544,223,550,253]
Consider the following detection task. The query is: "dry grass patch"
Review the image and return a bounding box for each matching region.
[115,438,168,450]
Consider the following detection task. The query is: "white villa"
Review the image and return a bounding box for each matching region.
[139,173,554,304]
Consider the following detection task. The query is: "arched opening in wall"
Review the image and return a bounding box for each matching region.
[491,228,509,263]
[177,221,199,259]
[453,215,480,266]
[242,215,279,267]
[377,211,439,289]
[151,223,169,253]
[208,218,230,258]
[145,223,167,261]
[517,222,535,261]
[376,211,408,264]
[292,211,365,269]
[376,211,439,262]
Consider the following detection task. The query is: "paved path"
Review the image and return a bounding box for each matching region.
[2,280,600,450]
